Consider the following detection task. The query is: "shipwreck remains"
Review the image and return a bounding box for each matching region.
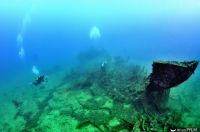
[145,60,199,109]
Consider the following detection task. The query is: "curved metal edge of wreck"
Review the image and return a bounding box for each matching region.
[144,60,199,111]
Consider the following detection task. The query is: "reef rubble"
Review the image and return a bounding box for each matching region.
[5,49,200,131]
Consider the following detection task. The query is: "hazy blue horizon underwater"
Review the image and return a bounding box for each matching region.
[0,1,200,131]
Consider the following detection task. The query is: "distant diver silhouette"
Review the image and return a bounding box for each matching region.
[32,75,47,86]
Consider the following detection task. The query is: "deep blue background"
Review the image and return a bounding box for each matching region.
[0,1,199,86]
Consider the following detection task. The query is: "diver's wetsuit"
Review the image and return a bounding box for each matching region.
[33,75,45,86]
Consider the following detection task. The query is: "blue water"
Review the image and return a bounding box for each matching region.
[0,1,199,89]
[0,1,200,130]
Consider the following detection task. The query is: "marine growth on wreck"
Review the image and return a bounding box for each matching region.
[2,49,199,132]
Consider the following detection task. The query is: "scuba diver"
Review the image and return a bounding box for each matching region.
[31,66,47,86]
[32,74,47,86]
[101,61,107,73]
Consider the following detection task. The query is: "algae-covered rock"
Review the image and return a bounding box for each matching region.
[102,99,113,109]
[85,110,111,125]
[109,117,121,127]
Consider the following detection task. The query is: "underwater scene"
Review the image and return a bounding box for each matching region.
[0,1,200,132]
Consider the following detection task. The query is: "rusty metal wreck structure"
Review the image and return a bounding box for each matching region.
[145,60,199,109]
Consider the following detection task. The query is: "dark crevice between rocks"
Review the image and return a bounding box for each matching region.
[11,99,23,108]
